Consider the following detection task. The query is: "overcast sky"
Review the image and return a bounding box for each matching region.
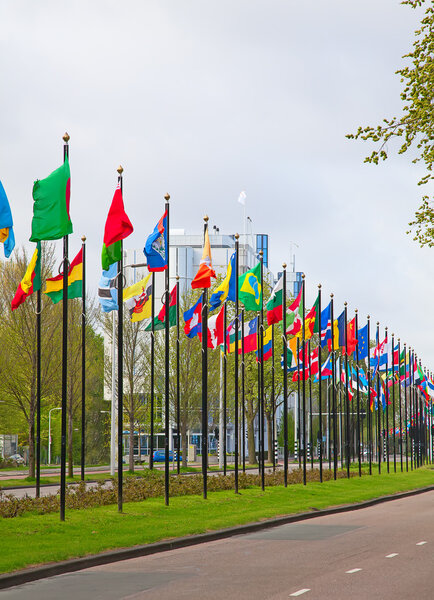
[1,1,432,366]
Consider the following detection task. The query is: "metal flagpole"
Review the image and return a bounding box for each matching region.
[164,194,171,504]
[117,166,124,513]
[149,272,155,470]
[36,287,41,498]
[344,302,350,479]
[376,322,381,475]
[234,233,240,493]
[398,339,403,472]
[80,236,86,481]
[223,304,227,475]
[317,284,322,482]
[176,276,180,474]
[110,311,116,476]
[301,273,306,485]
[241,309,246,473]
[282,264,288,486]
[297,337,301,469]
[201,217,209,500]
[60,133,70,521]
[308,340,313,470]
[392,332,396,472]
[367,316,372,475]
[259,250,265,490]
[330,293,337,480]
[271,323,275,472]
[385,327,390,473]
[355,309,361,477]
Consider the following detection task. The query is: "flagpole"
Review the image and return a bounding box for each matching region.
[117,166,124,513]
[201,217,209,499]
[297,337,301,469]
[301,273,306,485]
[241,309,246,473]
[176,275,180,474]
[282,264,288,486]
[223,303,227,475]
[398,338,403,472]
[385,327,390,473]
[308,339,313,470]
[376,322,381,475]
[164,194,171,504]
[408,346,412,471]
[367,315,372,475]
[392,332,396,473]
[344,302,350,479]
[234,233,239,494]
[271,323,275,472]
[81,235,86,481]
[330,293,337,480]
[60,132,70,522]
[355,309,361,477]
[259,250,265,491]
[149,271,155,470]
[35,287,41,498]
[318,284,322,482]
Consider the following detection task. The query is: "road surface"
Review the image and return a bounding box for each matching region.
[2,489,433,599]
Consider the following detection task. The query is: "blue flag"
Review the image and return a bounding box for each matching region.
[354,323,368,360]
[336,310,345,347]
[98,263,119,312]
[209,251,236,311]
[319,302,332,349]
[183,296,203,338]
[0,180,15,258]
[143,210,168,272]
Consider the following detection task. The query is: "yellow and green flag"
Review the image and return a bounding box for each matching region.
[44,248,83,304]
[238,262,262,311]
[123,273,152,322]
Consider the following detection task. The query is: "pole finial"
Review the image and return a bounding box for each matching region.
[282,262,287,269]
[377,321,379,325]
[117,165,123,175]
[63,132,70,143]
[355,308,358,313]
[259,249,263,257]
[81,235,86,242]
[344,301,347,307]
[367,315,370,320]
[176,275,179,281]
[235,232,239,240]
[164,193,170,202]
[330,293,334,298]
[302,273,305,280]
[318,283,321,289]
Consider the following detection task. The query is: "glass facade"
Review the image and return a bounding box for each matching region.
[256,234,269,267]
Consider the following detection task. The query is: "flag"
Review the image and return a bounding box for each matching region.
[305,296,319,340]
[123,273,152,322]
[0,181,15,258]
[256,325,273,362]
[282,342,298,372]
[209,251,236,311]
[191,225,216,289]
[334,311,345,348]
[207,305,225,349]
[343,317,357,355]
[292,344,310,381]
[266,276,283,325]
[354,324,368,360]
[286,287,303,336]
[226,316,257,354]
[313,302,332,349]
[145,284,177,331]
[101,184,134,270]
[238,262,262,311]
[143,210,168,272]
[30,158,72,242]
[11,243,41,310]
[184,296,203,338]
[44,248,83,304]
[238,191,246,205]
[98,263,119,312]
[314,354,333,381]
[310,346,319,376]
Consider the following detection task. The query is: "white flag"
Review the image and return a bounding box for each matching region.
[238,190,246,206]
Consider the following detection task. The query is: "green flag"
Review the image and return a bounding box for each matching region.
[30,158,72,242]
[238,262,262,311]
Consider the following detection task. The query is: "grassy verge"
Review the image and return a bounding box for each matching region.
[1,467,433,574]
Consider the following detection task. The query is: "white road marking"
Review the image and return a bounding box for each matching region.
[416,541,427,546]
[386,553,398,558]
[346,568,362,574]
[290,589,311,597]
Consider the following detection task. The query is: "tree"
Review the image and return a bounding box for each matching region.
[347,0,434,245]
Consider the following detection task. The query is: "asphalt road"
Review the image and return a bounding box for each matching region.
[2,489,433,599]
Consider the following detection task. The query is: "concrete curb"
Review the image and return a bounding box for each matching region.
[1,483,433,590]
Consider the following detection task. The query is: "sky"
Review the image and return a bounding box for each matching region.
[1,0,432,365]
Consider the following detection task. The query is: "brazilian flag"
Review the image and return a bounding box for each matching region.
[238,262,262,311]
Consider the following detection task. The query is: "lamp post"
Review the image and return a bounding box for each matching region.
[48,407,61,466]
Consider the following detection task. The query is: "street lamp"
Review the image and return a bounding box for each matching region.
[48,407,61,465]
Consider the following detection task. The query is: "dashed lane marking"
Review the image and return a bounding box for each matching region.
[386,553,398,558]
[289,589,311,597]
[416,541,427,546]
[346,568,362,574]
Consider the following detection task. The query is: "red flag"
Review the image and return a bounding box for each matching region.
[103,185,133,247]
[343,317,357,355]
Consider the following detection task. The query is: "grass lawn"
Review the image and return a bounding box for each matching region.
[0,467,433,574]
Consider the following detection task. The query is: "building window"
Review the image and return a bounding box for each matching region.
[256,234,269,267]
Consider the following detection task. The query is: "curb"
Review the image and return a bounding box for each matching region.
[1,483,433,590]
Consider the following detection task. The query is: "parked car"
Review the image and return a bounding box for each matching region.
[152,450,182,462]
[7,454,25,465]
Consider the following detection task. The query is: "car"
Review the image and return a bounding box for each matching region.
[152,450,182,462]
[7,454,25,465]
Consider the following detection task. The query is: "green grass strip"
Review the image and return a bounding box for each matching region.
[0,467,433,574]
